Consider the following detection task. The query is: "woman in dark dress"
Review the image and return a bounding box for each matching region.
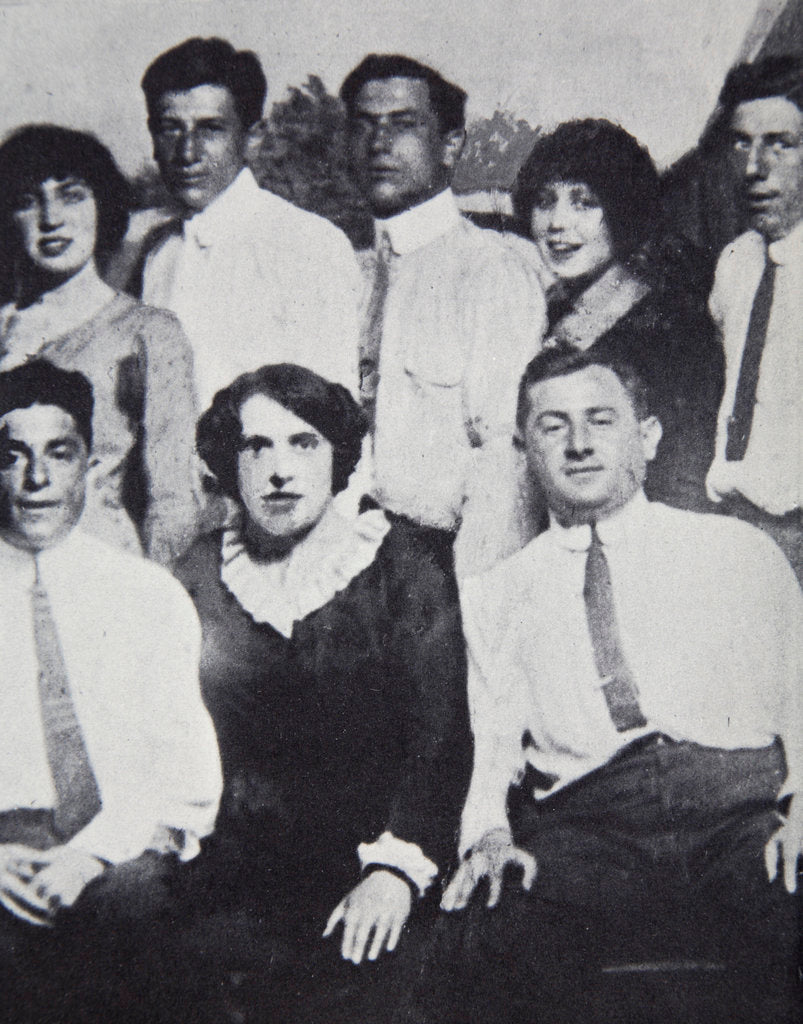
[173,364,470,1022]
[514,119,724,511]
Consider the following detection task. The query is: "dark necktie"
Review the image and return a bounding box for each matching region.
[359,230,393,425]
[32,559,102,841]
[583,525,647,733]
[725,255,777,462]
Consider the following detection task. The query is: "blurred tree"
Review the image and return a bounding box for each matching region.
[454,110,540,193]
[252,75,373,248]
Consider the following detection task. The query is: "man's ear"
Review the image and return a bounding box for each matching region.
[441,129,466,171]
[245,119,267,162]
[639,415,662,463]
[512,430,526,453]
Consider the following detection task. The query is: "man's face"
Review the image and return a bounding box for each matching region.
[0,404,88,552]
[149,84,248,213]
[518,366,661,527]
[347,77,463,217]
[729,97,803,241]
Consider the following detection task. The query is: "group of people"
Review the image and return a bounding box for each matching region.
[0,34,799,1024]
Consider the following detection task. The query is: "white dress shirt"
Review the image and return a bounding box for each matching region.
[365,189,547,567]
[706,222,803,515]
[143,168,360,408]
[459,492,803,853]
[0,529,222,864]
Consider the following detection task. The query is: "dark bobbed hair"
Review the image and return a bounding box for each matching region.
[142,37,267,129]
[197,364,367,500]
[515,344,650,437]
[0,359,94,450]
[717,55,803,118]
[340,54,467,134]
[512,119,662,264]
[0,125,131,260]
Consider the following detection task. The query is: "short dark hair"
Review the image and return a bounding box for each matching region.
[0,125,130,261]
[340,54,467,133]
[0,360,94,450]
[512,119,661,263]
[142,37,267,129]
[197,364,367,500]
[718,55,803,118]
[515,344,650,436]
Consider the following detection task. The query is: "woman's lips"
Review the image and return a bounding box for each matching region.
[38,238,72,256]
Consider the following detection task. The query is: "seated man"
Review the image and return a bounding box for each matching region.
[0,361,222,1023]
[402,346,801,1024]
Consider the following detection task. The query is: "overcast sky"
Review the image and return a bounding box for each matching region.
[0,0,766,174]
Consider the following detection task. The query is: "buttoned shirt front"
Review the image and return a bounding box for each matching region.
[706,222,803,515]
[459,492,803,853]
[365,189,547,547]
[0,530,222,864]
[143,168,360,408]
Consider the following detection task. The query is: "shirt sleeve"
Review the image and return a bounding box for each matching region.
[456,242,548,576]
[288,225,362,400]
[137,309,202,565]
[68,578,222,865]
[458,574,527,855]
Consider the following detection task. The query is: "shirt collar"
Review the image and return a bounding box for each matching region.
[0,527,83,587]
[548,489,650,552]
[767,217,803,266]
[182,166,257,248]
[375,188,461,256]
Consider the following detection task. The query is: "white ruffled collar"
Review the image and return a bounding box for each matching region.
[220,506,391,638]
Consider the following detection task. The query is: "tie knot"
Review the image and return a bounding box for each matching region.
[32,555,46,593]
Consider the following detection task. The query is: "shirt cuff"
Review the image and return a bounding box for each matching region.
[357,831,438,897]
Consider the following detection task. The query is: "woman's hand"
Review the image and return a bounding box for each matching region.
[323,869,412,964]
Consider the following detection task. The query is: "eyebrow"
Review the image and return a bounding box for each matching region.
[535,406,618,420]
[352,105,423,120]
[239,433,272,445]
[731,129,800,142]
[46,436,82,450]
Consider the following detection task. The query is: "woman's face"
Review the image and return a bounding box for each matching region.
[12,177,98,281]
[236,393,335,547]
[530,180,615,282]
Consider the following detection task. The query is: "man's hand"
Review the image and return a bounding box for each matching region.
[441,827,536,912]
[0,845,105,926]
[765,798,802,893]
[323,869,412,965]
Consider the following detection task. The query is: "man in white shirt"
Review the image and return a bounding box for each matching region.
[706,56,803,581]
[340,55,548,576]
[0,361,222,1022]
[402,346,801,1024]
[140,37,360,409]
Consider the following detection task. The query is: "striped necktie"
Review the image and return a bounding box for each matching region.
[359,230,394,424]
[583,524,647,732]
[32,558,102,841]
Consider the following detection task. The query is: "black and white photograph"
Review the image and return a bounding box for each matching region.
[0,1,800,1021]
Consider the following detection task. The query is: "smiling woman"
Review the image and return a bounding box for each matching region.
[0,124,200,563]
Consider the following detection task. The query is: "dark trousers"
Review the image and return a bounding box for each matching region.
[0,848,187,1024]
[398,738,800,1024]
